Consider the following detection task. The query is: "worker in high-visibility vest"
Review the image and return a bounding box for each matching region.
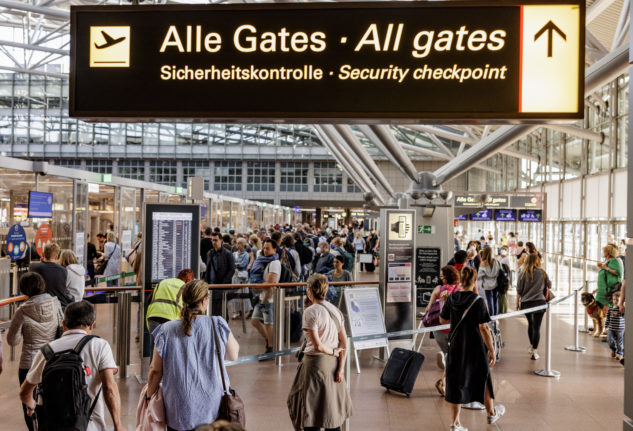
[146,268,195,339]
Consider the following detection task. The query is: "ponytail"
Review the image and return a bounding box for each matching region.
[180,280,209,336]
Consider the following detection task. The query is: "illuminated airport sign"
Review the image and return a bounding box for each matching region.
[70,1,584,122]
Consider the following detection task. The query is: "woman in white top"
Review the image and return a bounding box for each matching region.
[288,274,352,431]
[58,249,86,301]
[100,232,121,287]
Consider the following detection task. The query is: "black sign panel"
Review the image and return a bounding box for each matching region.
[70,1,584,122]
[415,247,441,306]
[454,194,509,208]
[510,195,543,209]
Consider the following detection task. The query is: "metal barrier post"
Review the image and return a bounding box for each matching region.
[9,302,16,361]
[222,290,228,322]
[273,287,285,366]
[567,258,572,295]
[115,292,131,379]
[343,336,351,431]
[580,280,590,333]
[565,288,586,352]
[555,255,560,294]
[535,303,561,378]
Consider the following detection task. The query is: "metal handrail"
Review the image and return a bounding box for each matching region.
[541,250,603,264]
[0,280,380,307]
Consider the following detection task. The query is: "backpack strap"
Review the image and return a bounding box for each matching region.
[73,335,102,417]
[41,343,55,361]
[73,335,99,355]
[316,302,341,331]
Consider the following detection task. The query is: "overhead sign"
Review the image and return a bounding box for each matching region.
[70,1,584,122]
[510,195,543,209]
[454,194,509,208]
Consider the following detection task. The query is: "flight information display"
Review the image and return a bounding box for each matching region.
[150,211,193,282]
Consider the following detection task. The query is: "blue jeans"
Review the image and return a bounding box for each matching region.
[608,329,624,356]
[107,279,118,287]
[485,290,498,316]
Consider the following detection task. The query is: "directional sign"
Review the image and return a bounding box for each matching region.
[70,1,584,122]
[520,5,581,113]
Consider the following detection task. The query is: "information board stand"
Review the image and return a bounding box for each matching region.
[344,287,389,374]
[140,203,200,380]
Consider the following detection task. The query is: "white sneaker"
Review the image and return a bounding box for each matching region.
[462,402,485,410]
[437,352,446,370]
[531,350,540,360]
[449,425,468,431]
[487,404,506,424]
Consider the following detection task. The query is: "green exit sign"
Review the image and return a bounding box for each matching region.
[418,225,435,234]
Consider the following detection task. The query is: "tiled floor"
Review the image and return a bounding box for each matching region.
[0,285,625,431]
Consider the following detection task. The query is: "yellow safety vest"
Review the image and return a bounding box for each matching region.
[146,278,185,327]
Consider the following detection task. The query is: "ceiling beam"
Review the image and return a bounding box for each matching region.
[433,43,629,186]
[0,0,69,19]
[0,39,68,55]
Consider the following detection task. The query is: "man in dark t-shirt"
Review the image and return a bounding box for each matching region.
[29,242,70,308]
[200,227,213,262]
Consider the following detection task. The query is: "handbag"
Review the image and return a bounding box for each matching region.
[96,244,117,275]
[212,317,246,427]
[603,265,622,304]
[422,300,442,327]
[543,271,555,303]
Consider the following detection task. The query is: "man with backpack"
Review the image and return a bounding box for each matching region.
[19,300,126,431]
[251,239,282,357]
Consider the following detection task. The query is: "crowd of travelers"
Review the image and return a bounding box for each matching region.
[2,222,376,431]
[427,230,627,430]
[1,224,626,431]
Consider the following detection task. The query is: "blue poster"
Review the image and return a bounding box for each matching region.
[7,224,27,261]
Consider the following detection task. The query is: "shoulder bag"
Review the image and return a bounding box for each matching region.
[543,270,555,302]
[447,295,481,348]
[211,317,246,428]
[96,244,117,275]
[603,260,622,304]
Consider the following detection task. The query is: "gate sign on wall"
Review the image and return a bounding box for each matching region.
[70,1,584,122]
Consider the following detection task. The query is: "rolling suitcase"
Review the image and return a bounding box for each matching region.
[380,348,425,397]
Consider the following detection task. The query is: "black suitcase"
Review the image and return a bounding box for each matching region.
[380,348,424,397]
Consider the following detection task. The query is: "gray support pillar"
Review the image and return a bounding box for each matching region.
[625,17,633,429]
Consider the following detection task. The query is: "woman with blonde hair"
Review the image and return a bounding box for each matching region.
[58,249,86,301]
[288,274,352,431]
[478,246,500,316]
[440,266,504,431]
[99,232,121,286]
[147,280,240,431]
[516,253,548,360]
[597,244,622,311]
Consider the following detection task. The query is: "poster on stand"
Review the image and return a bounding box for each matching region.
[344,287,388,351]
[74,232,85,263]
[35,224,53,257]
[7,224,27,261]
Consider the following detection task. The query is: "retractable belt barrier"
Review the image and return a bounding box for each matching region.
[225,288,579,366]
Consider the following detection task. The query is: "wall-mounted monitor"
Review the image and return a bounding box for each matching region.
[454,214,469,221]
[494,209,517,221]
[28,191,53,218]
[519,209,543,222]
[470,209,492,221]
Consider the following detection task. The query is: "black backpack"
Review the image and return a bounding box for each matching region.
[295,242,314,266]
[496,262,511,294]
[39,335,101,431]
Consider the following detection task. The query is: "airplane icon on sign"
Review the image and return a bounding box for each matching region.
[95,31,126,49]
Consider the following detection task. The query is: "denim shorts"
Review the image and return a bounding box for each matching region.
[252,301,274,325]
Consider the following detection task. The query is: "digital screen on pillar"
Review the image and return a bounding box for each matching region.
[494,209,516,221]
[470,209,492,221]
[519,209,543,222]
[69,1,584,122]
[144,204,200,285]
[28,191,54,218]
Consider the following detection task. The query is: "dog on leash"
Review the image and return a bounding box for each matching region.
[581,293,606,337]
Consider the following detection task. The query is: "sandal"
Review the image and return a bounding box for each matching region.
[435,378,445,397]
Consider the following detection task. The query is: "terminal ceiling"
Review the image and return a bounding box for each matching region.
[0,0,629,205]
